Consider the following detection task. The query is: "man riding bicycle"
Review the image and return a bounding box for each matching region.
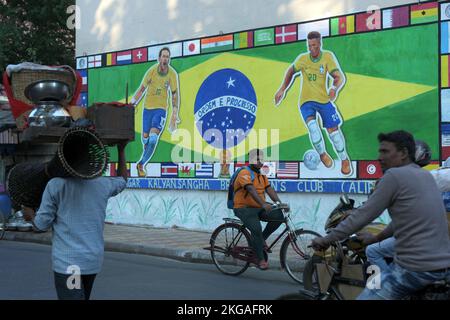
[232,149,288,270]
[311,130,450,300]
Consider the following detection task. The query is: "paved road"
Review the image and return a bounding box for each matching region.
[0,241,300,300]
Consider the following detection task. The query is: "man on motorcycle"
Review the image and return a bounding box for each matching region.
[311,130,450,300]
[357,140,433,273]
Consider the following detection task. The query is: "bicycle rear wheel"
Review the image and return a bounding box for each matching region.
[210,223,252,276]
[280,229,321,285]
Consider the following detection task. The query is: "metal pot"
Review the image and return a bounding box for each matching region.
[17,223,32,232]
[28,102,72,127]
[24,80,71,104]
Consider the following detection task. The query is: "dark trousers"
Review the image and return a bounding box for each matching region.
[234,207,284,261]
[54,272,97,300]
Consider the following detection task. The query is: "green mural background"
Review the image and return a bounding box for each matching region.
[89,24,438,162]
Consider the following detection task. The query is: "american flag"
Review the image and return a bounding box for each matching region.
[277,162,299,179]
[195,163,213,178]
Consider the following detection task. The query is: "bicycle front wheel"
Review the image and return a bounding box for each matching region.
[210,223,252,276]
[280,229,321,285]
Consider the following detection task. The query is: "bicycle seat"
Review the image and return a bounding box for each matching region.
[223,218,243,225]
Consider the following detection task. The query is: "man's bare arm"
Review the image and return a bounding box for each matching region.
[116,142,128,181]
[329,70,344,101]
[275,66,296,105]
[245,185,272,213]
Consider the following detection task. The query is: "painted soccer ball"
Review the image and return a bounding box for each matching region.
[303,149,320,170]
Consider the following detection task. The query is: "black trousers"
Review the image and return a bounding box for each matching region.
[234,207,284,261]
[54,272,97,300]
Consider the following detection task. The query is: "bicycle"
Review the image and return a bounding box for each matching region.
[290,242,450,300]
[205,203,321,284]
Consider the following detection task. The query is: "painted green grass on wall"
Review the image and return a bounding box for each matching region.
[233,24,438,86]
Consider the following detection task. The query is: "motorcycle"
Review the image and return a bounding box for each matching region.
[279,195,449,300]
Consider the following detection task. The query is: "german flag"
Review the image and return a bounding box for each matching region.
[410,2,438,25]
[331,15,355,35]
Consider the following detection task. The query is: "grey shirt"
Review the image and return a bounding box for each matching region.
[34,177,127,274]
[325,163,450,272]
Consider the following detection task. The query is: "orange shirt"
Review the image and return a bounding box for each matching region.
[233,168,270,208]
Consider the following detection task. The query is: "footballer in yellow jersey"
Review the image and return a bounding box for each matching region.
[131,47,181,177]
[140,64,178,110]
[275,31,352,176]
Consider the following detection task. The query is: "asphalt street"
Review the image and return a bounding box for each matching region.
[0,241,300,300]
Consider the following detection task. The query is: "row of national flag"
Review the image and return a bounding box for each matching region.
[105,162,298,179]
[76,2,441,70]
[103,161,444,180]
[440,4,450,166]
[441,3,450,87]
[75,68,88,107]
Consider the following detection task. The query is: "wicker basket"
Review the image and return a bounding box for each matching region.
[7,127,109,208]
[10,69,76,106]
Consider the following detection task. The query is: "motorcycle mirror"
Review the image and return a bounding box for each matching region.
[340,194,350,205]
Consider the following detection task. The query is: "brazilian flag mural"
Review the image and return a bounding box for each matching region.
[83,3,440,183]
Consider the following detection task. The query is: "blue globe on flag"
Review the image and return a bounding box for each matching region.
[303,149,320,170]
[194,69,257,149]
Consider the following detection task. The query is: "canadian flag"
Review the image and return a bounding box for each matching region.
[183,40,200,56]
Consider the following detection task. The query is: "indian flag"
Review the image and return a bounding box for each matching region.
[331,15,355,35]
[442,55,450,88]
[410,2,438,25]
[234,31,253,49]
[201,35,233,54]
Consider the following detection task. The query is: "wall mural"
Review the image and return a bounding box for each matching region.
[105,190,391,232]
[76,1,444,195]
